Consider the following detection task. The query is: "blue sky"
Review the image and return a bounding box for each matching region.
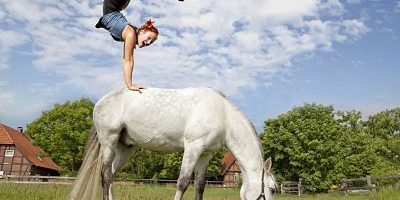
[0,0,399,132]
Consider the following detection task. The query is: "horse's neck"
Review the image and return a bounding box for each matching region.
[232,141,263,183]
[225,106,264,182]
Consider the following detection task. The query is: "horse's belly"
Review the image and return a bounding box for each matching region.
[137,135,185,152]
[123,121,186,152]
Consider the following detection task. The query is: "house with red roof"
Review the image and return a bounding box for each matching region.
[220,151,241,187]
[0,123,61,176]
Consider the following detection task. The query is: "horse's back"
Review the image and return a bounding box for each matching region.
[94,87,228,151]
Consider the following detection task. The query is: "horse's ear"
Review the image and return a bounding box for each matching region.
[264,157,272,173]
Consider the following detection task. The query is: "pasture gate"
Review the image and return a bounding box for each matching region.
[340,175,400,194]
[280,178,304,196]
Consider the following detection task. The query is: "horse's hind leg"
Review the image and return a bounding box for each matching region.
[100,143,135,200]
[174,141,205,200]
[99,130,120,200]
[101,145,115,200]
[194,154,210,200]
[102,143,136,200]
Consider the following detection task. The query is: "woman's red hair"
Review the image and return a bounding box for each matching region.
[139,19,159,35]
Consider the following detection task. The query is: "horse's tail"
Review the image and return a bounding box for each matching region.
[69,126,103,200]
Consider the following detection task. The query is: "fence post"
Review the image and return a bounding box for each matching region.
[366,175,372,191]
[342,179,348,195]
[280,183,284,195]
[298,178,303,196]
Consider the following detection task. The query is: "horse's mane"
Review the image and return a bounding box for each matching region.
[215,88,259,137]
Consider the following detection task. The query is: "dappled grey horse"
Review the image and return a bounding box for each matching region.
[69,87,276,200]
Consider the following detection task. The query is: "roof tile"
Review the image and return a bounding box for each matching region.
[0,124,14,144]
[221,151,236,175]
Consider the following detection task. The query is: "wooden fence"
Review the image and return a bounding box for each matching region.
[0,175,237,188]
[1,175,311,195]
[280,178,304,196]
[340,175,400,194]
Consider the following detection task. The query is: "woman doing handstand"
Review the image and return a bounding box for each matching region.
[96,0,159,93]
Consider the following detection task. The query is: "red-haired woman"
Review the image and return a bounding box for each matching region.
[96,0,159,92]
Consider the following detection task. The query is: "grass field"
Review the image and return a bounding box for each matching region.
[1,182,399,200]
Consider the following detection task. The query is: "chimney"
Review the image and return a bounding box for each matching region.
[17,127,23,134]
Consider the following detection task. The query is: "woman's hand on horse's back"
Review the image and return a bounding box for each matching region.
[128,85,146,93]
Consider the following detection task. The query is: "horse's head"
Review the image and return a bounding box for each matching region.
[242,157,276,200]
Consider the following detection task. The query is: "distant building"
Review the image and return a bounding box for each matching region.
[0,123,61,176]
[220,151,241,187]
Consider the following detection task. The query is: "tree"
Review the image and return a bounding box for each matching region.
[207,149,225,179]
[261,103,377,192]
[119,149,224,180]
[118,149,165,179]
[26,98,94,173]
[364,108,400,175]
[364,108,400,139]
[158,152,184,179]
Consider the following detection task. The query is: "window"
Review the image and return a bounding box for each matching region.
[5,150,14,157]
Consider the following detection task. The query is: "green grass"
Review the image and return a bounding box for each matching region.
[0,182,399,200]
[275,189,400,200]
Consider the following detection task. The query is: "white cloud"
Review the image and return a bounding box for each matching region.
[0,0,367,97]
[0,30,29,70]
[342,19,369,38]
[317,0,345,16]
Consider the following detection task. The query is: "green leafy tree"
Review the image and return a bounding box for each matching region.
[119,149,224,180]
[364,108,400,139]
[157,150,224,180]
[207,149,225,179]
[158,152,184,179]
[364,108,400,175]
[261,104,376,192]
[25,98,94,173]
[118,149,165,179]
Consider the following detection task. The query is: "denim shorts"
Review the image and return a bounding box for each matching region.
[101,11,130,41]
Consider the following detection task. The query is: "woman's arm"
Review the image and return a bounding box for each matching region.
[122,26,145,92]
[122,38,134,87]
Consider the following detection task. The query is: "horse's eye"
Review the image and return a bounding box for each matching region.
[270,188,276,195]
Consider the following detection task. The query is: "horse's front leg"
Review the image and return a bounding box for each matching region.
[194,154,210,200]
[174,140,205,200]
